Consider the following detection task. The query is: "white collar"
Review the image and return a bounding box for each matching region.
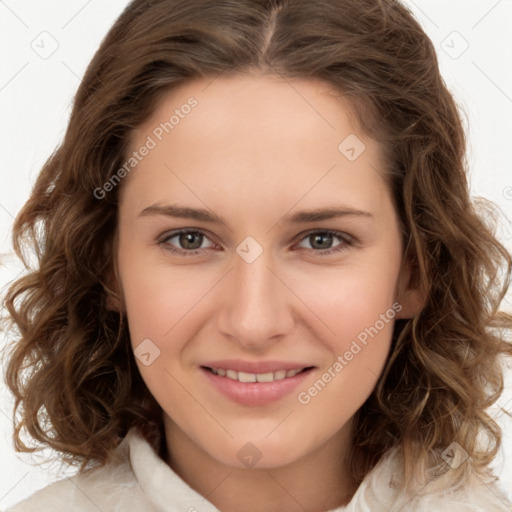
[124,427,400,511]
[123,427,511,512]
[127,428,221,511]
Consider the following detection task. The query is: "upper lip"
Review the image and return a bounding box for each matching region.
[201,359,314,374]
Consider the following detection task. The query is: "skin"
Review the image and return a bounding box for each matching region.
[112,73,424,512]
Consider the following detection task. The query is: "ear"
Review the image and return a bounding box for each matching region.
[105,265,123,313]
[394,257,427,320]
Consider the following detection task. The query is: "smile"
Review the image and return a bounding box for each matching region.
[205,367,307,383]
[200,361,315,406]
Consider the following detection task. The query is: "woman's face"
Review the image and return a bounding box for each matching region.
[115,73,421,469]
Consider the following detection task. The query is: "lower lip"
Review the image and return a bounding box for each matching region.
[201,367,314,406]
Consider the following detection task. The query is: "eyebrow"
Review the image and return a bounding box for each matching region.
[138,203,374,226]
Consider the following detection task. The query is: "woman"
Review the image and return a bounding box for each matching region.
[3,0,512,510]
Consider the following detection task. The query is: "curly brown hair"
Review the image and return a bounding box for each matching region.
[3,0,512,495]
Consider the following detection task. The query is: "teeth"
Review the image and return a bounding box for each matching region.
[274,370,287,380]
[256,372,274,383]
[238,371,257,383]
[226,369,238,380]
[209,367,305,383]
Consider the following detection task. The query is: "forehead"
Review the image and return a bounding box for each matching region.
[138,73,367,147]
[120,74,390,218]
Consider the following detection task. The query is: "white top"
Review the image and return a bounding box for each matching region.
[5,428,511,511]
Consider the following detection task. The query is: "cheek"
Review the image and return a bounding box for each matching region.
[294,261,400,345]
[118,248,212,347]
[290,259,400,406]
[292,270,398,431]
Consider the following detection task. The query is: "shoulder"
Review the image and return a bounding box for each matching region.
[408,480,511,511]
[343,448,512,512]
[414,476,512,511]
[4,431,154,512]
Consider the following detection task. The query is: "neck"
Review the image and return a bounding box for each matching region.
[163,417,359,512]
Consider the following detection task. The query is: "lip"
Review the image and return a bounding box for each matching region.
[200,359,315,406]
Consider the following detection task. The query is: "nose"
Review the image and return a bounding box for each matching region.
[216,248,295,351]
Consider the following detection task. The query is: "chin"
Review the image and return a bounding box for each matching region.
[205,433,316,471]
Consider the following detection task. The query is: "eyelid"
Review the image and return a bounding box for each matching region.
[157,227,218,250]
[158,227,357,256]
[293,228,356,246]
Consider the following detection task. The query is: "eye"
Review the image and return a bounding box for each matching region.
[158,228,354,257]
[294,230,354,256]
[158,229,217,255]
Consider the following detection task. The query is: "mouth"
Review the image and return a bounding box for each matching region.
[200,361,315,406]
[202,366,313,383]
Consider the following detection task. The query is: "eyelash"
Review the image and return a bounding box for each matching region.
[157,228,355,257]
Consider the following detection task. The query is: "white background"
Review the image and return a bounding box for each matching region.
[1,0,511,509]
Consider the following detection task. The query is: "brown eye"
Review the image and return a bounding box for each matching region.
[295,230,354,256]
[309,232,335,250]
[159,229,215,255]
[177,231,204,250]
